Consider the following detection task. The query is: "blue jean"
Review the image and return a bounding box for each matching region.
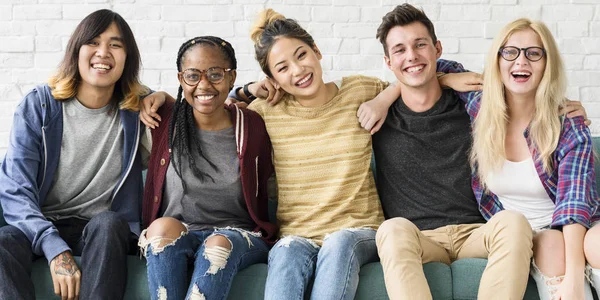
[0,211,133,300]
[265,228,378,300]
[142,228,268,300]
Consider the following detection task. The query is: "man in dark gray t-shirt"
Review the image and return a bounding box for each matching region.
[362,4,534,300]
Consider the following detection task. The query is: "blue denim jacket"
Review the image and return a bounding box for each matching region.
[0,84,144,263]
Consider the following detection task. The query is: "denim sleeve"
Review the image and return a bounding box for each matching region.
[228,86,243,101]
[0,91,70,264]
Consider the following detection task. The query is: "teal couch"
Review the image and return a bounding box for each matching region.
[3,137,600,299]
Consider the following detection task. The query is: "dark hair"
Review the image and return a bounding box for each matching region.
[169,36,237,185]
[376,4,438,57]
[250,9,315,78]
[48,9,146,110]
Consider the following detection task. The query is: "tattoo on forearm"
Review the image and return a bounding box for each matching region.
[54,253,78,276]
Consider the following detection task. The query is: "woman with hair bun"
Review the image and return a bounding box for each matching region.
[243,9,394,300]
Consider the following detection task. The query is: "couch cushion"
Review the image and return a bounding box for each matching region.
[32,256,151,300]
[31,258,456,300]
[451,258,541,300]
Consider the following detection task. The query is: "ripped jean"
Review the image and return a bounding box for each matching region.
[139,228,268,300]
[264,228,378,300]
[530,220,600,300]
[530,260,595,300]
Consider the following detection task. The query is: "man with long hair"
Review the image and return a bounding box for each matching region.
[0,9,154,300]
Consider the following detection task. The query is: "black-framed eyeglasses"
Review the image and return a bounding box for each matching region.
[179,67,233,86]
[498,46,546,62]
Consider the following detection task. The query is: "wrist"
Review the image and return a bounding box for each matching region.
[243,82,257,103]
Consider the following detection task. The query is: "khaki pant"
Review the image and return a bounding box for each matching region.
[376,210,533,300]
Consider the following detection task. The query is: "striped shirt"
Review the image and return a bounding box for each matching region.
[438,59,600,228]
[248,75,387,244]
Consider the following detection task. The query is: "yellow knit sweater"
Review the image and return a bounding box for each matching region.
[248,75,387,244]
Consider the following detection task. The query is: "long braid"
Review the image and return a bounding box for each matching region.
[168,36,237,188]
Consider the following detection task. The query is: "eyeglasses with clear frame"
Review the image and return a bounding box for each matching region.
[179,67,233,86]
[498,46,546,62]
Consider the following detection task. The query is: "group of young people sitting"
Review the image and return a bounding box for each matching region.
[0,3,598,300]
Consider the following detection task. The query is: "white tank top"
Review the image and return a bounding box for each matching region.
[486,157,555,230]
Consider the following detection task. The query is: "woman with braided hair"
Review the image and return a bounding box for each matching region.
[138,36,277,300]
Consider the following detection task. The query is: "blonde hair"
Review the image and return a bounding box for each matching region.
[471,18,566,185]
[250,8,315,78]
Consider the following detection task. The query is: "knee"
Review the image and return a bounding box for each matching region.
[491,210,532,239]
[0,226,26,244]
[270,236,317,261]
[584,224,600,267]
[322,229,354,246]
[205,234,232,250]
[145,217,187,240]
[87,211,128,235]
[534,230,564,258]
[0,226,29,253]
[141,217,188,253]
[533,230,565,275]
[203,234,233,275]
[376,218,418,245]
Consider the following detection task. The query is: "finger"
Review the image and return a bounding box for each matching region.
[60,279,68,300]
[263,83,275,103]
[142,97,154,114]
[150,99,161,114]
[75,274,81,300]
[52,274,60,296]
[360,115,372,130]
[68,278,75,300]
[271,88,283,105]
[585,119,592,126]
[364,117,376,132]
[357,109,366,125]
[139,113,157,129]
[565,99,581,106]
[371,120,383,135]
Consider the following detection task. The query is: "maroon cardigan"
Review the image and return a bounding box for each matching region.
[142,101,278,245]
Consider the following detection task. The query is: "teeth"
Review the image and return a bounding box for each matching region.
[296,73,312,86]
[92,63,111,70]
[512,72,530,76]
[406,65,424,73]
[195,95,215,101]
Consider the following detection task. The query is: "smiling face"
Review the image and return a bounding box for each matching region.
[178,45,236,117]
[384,22,442,90]
[77,22,126,93]
[499,29,546,99]
[267,37,324,99]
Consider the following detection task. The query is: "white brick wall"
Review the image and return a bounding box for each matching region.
[1,0,599,157]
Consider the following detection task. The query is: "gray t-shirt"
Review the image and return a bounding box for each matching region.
[43,98,123,221]
[373,89,485,230]
[162,126,254,231]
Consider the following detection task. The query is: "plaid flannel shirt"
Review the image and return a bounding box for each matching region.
[437,59,600,228]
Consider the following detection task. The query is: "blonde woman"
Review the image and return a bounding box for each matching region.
[435,19,600,299]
